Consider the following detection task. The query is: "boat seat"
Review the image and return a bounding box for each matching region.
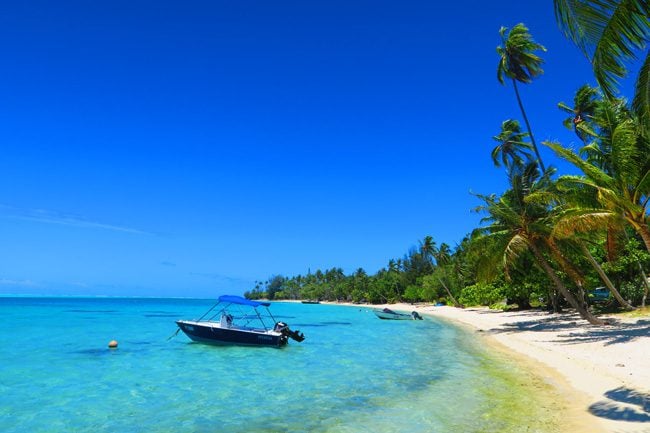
[220,314,234,328]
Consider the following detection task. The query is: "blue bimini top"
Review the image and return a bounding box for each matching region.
[218,295,271,308]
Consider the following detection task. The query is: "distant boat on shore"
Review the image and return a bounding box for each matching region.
[301,300,321,304]
[373,308,423,320]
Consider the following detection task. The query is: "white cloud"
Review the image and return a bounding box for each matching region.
[0,204,150,235]
[0,278,39,287]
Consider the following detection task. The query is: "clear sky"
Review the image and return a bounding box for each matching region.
[0,1,634,297]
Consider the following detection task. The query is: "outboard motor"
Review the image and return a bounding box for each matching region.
[274,321,305,343]
[411,311,423,320]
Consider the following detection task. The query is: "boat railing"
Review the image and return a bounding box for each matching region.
[197,300,277,332]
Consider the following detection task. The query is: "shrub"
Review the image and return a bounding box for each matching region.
[459,283,505,306]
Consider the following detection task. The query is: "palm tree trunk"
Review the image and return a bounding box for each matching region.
[637,223,650,255]
[512,79,546,173]
[606,225,621,262]
[578,241,635,310]
[545,239,589,310]
[438,277,462,308]
[529,242,605,325]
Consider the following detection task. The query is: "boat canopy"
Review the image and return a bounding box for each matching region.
[218,295,271,308]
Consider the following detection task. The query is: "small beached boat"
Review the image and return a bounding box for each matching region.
[176,295,305,348]
[373,308,423,320]
[301,300,320,304]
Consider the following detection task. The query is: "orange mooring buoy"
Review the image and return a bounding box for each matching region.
[108,340,118,349]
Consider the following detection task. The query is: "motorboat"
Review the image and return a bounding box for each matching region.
[176,295,305,348]
[373,307,423,320]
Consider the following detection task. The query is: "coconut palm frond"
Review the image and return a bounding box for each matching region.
[555,0,650,98]
[611,119,644,185]
[525,190,556,206]
[591,0,649,98]
[633,52,650,122]
[553,0,595,58]
[579,141,604,159]
[504,234,530,264]
[553,210,616,238]
[545,141,616,188]
[558,101,576,115]
[575,121,600,139]
[596,185,645,215]
[635,169,650,204]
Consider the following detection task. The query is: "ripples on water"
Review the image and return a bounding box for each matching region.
[0,297,561,432]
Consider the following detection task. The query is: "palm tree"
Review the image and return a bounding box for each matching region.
[546,118,650,254]
[547,90,650,306]
[497,23,547,172]
[491,119,534,170]
[475,161,605,324]
[436,243,452,265]
[553,0,650,121]
[534,179,635,309]
[560,89,628,262]
[419,235,437,265]
[558,84,601,143]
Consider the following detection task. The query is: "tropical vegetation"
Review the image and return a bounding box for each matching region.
[246,2,650,324]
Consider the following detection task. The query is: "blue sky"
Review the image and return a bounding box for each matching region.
[0,1,635,297]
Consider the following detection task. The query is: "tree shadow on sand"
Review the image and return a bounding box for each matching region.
[589,387,650,423]
[489,314,650,346]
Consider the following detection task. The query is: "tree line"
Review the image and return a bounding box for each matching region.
[246,2,650,325]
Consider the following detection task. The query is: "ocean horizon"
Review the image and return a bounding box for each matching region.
[0,296,564,432]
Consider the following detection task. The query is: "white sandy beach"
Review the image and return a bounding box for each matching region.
[361,303,650,433]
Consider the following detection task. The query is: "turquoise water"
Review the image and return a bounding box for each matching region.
[0,298,559,432]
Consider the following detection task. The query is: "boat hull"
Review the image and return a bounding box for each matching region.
[373,309,422,320]
[374,312,412,320]
[176,320,287,347]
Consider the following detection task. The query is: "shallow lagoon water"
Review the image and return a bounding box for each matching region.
[0,297,562,432]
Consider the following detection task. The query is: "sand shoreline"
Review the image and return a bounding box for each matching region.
[307,301,650,432]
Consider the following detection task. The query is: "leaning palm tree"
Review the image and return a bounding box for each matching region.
[491,119,534,170]
[560,90,631,262]
[553,0,650,121]
[497,23,548,172]
[546,116,650,254]
[532,178,636,310]
[546,106,650,306]
[475,161,605,324]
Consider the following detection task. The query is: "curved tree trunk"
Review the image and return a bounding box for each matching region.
[438,277,462,308]
[529,242,605,325]
[546,239,589,311]
[578,241,636,310]
[606,224,622,262]
[636,222,650,255]
[512,79,546,173]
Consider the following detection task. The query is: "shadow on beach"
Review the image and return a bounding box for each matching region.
[589,386,650,423]
[487,312,650,346]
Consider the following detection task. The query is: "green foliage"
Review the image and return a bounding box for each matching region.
[619,281,645,306]
[459,282,505,307]
[403,285,421,303]
[420,274,443,302]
